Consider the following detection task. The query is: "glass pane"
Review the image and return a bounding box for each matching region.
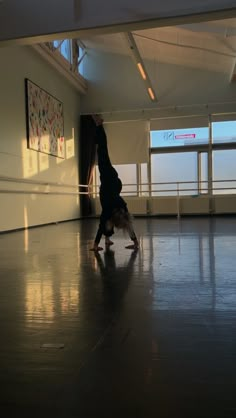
[151,127,209,148]
[52,39,71,63]
[213,150,236,194]
[200,152,208,194]
[140,163,149,196]
[95,165,100,196]
[212,121,236,144]
[61,40,71,62]
[53,40,60,48]
[151,152,198,196]
[95,164,137,196]
[78,47,85,76]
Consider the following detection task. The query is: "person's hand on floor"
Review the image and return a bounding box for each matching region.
[90,243,103,252]
[125,240,139,250]
[105,238,114,247]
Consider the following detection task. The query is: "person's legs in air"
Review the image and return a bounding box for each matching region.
[92,115,121,194]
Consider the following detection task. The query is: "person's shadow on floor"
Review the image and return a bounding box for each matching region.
[94,247,138,311]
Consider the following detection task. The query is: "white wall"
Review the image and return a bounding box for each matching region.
[82,50,146,113]
[0,45,81,232]
[81,49,236,117]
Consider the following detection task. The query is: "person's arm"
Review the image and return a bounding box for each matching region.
[90,225,103,252]
[90,210,109,251]
[95,225,103,246]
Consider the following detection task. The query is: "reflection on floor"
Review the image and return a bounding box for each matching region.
[0,217,236,417]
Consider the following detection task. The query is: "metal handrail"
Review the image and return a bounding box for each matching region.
[118,187,236,194]
[90,179,236,189]
[90,179,236,196]
[1,176,236,197]
[0,175,88,189]
[0,190,88,196]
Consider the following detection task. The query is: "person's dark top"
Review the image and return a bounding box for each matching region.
[95,195,128,244]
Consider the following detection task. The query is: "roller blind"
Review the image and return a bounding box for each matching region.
[104,120,149,164]
[211,113,236,122]
[150,116,209,131]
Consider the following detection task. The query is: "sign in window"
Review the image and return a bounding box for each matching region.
[151,127,209,148]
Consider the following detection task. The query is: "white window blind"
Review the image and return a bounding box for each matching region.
[150,116,208,131]
[211,113,236,122]
[104,120,149,164]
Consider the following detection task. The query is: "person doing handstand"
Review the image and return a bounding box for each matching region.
[91,115,139,252]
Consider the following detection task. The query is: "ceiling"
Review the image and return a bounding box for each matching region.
[81,18,236,76]
[1,0,236,45]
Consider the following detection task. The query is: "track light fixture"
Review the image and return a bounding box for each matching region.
[124,32,157,102]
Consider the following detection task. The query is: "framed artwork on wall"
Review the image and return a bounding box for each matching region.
[25,79,65,158]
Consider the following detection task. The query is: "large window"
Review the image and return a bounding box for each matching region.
[51,39,86,77]
[151,152,198,196]
[92,113,236,201]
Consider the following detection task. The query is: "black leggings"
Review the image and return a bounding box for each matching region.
[96,125,122,200]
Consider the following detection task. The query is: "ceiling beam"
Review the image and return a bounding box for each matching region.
[1,1,236,46]
[178,22,236,37]
[87,101,236,123]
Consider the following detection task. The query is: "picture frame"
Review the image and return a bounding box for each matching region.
[25,79,65,158]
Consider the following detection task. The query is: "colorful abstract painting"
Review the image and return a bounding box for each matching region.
[25,79,65,158]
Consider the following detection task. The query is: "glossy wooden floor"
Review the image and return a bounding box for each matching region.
[0,217,236,417]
